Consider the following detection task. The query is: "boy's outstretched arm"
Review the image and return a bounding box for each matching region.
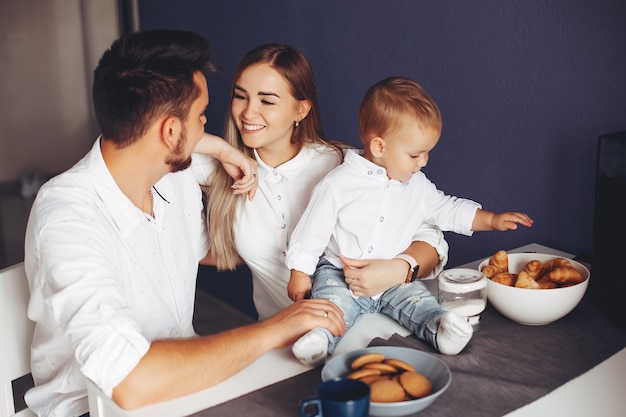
[472,209,533,232]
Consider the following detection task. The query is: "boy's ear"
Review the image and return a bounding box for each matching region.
[160,116,181,150]
[369,136,385,157]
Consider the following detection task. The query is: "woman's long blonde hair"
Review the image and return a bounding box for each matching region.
[207,43,343,270]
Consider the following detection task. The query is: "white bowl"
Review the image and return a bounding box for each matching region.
[478,253,590,325]
[321,346,451,417]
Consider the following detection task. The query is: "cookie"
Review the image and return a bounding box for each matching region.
[363,362,399,374]
[346,368,381,380]
[359,374,392,385]
[399,371,433,399]
[350,352,385,370]
[369,379,407,403]
[383,358,416,373]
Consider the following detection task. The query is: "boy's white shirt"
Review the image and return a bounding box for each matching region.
[285,149,480,284]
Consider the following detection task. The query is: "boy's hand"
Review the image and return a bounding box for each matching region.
[491,211,534,231]
[288,270,312,302]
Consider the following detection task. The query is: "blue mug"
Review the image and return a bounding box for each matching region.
[300,378,370,417]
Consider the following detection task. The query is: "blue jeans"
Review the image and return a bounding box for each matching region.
[311,258,445,354]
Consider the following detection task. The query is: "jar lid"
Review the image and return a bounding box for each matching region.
[438,268,487,293]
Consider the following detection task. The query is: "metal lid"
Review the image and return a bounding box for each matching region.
[438,268,487,293]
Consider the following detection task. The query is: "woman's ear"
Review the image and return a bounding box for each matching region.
[160,116,181,150]
[296,99,312,123]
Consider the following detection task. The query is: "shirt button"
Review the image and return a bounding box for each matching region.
[281,224,287,229]
[377,169,384,175]
[367,170,373,175]
[379,216,384,222]
[277,195,282,201]
[273,171,278,176]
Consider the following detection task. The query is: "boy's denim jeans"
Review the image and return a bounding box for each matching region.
[310,258,444,354]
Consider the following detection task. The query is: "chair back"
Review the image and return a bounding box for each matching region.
[86,378,131,417]
[0,262,36,417]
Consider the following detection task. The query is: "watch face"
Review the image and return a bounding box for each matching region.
[410,265,420,282]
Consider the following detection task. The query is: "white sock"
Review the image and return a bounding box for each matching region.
[436,312,473,355]
[292,329,329,367]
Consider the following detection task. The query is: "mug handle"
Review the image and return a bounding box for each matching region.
[300,398,322,417]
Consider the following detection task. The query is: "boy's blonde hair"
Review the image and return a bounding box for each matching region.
[359,76,442,143]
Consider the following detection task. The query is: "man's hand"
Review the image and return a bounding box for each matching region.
[263,299,346,349]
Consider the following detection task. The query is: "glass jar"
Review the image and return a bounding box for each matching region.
[438,268,487,332]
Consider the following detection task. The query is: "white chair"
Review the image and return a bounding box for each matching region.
[0,262,130,417]
[86,379,130,417]
[0,262,36,417]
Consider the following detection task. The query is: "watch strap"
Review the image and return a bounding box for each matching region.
[394,254,419,283]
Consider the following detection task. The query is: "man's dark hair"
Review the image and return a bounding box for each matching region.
[92,29,218,148]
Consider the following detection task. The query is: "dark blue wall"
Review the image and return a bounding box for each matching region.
[138,0,626,267]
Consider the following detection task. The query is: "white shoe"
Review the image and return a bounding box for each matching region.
[436,312,473,355]
[292,329,329,366]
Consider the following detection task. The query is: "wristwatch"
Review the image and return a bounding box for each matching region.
[395,254,420,283]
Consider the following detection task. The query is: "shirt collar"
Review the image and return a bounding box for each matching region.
[343,149,410,186]
[87,137,174,236]
[253,144,320,182]
[344,149,388,180]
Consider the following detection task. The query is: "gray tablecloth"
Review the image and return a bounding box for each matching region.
[191,297,626,417]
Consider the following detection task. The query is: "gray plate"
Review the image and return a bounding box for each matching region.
[322,346,452,416]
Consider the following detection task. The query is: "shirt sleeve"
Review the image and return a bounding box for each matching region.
[285,178,339,275]
[409,223,449,279]
[417,173,482,236]
[34,211,151,397]
[190,152,217,186]
[188,155,214,259]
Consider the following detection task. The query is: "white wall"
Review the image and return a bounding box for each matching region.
[0,0,125,268]
[0,0,120,183]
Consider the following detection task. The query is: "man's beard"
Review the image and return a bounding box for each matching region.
[166,127,192,173]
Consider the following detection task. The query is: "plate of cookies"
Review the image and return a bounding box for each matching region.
[478,251,590,325]
[321,346,451,416]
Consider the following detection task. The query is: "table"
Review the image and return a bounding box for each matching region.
[89,243,626,417]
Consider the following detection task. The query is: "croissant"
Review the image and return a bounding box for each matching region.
[543,258,571,271]
[523,260,545,280]
[545,266,584,285]
[492,271,516,286]
[515,271,540,289]
[536,277,558,289]
[481,264,500,279]
[489,250,509,273]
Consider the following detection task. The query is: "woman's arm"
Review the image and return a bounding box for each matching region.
[193,132,258,200]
